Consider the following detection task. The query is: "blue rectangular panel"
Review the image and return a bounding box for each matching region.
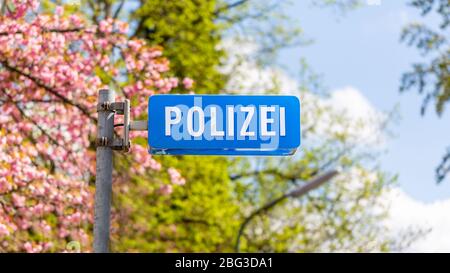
[148,95,301,155]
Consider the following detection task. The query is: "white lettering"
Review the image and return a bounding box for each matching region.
[260,106,275,136]
[227,106,234,137]
[210,107,224,137]
[240,106,255,137]
[165,105,287,139]
[187,106,205,137]
[165,107,181,136]
[280,107,286,136]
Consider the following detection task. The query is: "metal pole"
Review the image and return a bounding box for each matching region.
[94,89,115,253]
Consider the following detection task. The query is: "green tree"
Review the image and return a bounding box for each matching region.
[111,155,239,252]
[222,48,399,251]
[400,0,450,183]
[133,0,226,93]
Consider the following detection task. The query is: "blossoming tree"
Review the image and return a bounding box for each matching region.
[0,0,189,252]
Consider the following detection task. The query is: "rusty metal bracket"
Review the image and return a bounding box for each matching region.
[96,136,109,147]
[96,101,126,113]
[96,100,130,152]
[95,99,148,152]
[95,137,127,151]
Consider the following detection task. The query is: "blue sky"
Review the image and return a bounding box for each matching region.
[277,0,450,202]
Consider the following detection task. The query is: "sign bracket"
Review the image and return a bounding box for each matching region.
[96,99,147,152]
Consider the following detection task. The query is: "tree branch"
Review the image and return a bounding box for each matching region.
[437,148,450,183]
[234,169,339,252]
[113,0,126,20]
[1,61,96,123]
[0,28,85,36]
[2,90,61,147]
[0,98,59,104]
[214,0,250,17]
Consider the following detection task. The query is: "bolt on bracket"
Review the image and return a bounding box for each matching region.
[96,99,148,152]
[96,99,130,152]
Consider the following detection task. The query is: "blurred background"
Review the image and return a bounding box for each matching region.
[0,0,449,252]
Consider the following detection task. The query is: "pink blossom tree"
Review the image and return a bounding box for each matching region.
[0,0,189,252]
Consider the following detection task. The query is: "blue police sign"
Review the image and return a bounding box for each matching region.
[148,95,300,155]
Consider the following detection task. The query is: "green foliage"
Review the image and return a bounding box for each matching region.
[134,0,226,93]
[111,156,239,252]
[400,0,450,183]
[216,0,308,65]
[224,41,401,251]
[400,0,449,116]
[313,0,362,12]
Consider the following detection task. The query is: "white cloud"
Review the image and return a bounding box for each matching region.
[386,188,450,252]
[301,86,387,148]
[218,39,299,94]
[329,87,377,120]
[328,86,387,146]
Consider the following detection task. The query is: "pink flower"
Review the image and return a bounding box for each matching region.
[0,223,10,237]
[116,21,129,34]
[8,4,27,19]
[55,6,64,17]
[99,20,112,33]
[24,242,33,253]
[23,241,43,253]
[168,168,186,186]
[31,0,40,11]
[0,177,11,194]
[182,77,194,89]
[12,193,26,207]
[159,184,173,195]
[0,0,185,251]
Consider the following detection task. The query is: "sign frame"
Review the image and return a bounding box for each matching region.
[148,94,301,156]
